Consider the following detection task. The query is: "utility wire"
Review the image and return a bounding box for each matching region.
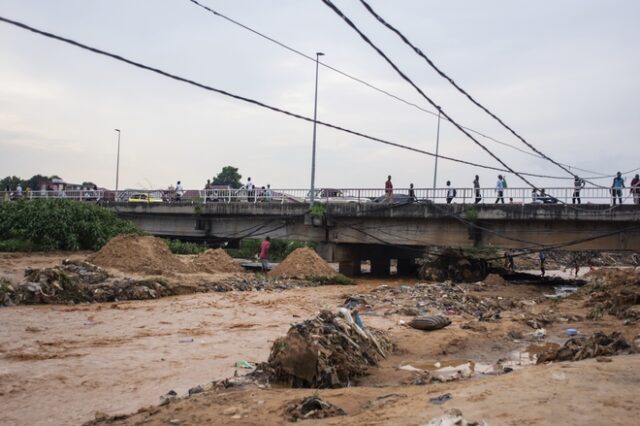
[0,15,579,180]
[321,0,539,189]
[187,0,615,180]
[356,0,593,181]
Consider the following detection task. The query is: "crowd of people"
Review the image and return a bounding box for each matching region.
[382,172,640,205]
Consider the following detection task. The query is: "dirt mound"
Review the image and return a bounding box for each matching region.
[89,235,192,275]
[582,268,640,320]
[269,247,337,279]
[483,273,507,286]
[193,249,243,273]
[256,309,391,388]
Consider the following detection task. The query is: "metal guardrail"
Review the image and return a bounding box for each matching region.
[1,187,637,205]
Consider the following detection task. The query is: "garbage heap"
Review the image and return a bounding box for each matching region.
[544,331,635,362]
[419,249,488,283]
[257,308,392,388]
[583,268,640,321]
[8,260,173,304]
[283,396,346,422]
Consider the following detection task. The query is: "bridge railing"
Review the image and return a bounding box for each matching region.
[0,190,104,202]
[1,187,636,205]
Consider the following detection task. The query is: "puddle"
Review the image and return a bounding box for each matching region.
[544,285,578,299]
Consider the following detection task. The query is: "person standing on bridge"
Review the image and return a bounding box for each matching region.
[246,177,255,202]
[385,175,393,202]
[611,172,625,205]
[445,181,456,204]
[473,175,481,204]
[259,236,271,272]
[408,183,416,202]
[572,175,585,204]
[495,175,506,204]
[630,174,639,205]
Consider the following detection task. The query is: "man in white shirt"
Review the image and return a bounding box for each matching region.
[495,175,505,204]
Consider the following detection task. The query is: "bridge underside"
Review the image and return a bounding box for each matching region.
[112,203,640,274]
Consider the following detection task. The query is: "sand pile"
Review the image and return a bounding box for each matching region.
[193,249,243,273]
[89,235,193,275]
[483,273,507,286]
[256,308,391,388]
[270,247,337,279]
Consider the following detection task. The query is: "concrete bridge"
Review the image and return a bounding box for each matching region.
[110,202,640,275]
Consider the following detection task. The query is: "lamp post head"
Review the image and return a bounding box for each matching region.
[316,52,324,57]
[115,129,120,132]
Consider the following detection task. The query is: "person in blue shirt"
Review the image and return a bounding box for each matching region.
[611,171,625,205]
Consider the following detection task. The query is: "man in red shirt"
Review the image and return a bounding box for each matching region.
[259,236,271,272]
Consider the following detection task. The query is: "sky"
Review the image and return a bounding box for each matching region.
[1,0,639,191]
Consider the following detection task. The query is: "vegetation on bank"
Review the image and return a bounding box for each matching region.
[0,199,139,251]
[164,239,208,255]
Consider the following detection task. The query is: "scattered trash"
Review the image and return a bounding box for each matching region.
[235,360,254,369]
[284,396,346,422]
[409,315,451,331]
[429,393,453,405]
[565,328,578,336]
[423,408,488,426]
[178,338,194,343]
[596,357,612,363]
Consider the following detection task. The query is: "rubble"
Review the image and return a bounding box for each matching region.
[269,247,339,280]
[553,331,635,362]
[419,249,488,283]
[0,278,14,306]
[283,396,346,422]
[255,308,392,388]
[423,408,487,426]
[582,269,640,321]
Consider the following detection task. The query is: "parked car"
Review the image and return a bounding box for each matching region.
[128,193,163,203]
[305,188,370,204]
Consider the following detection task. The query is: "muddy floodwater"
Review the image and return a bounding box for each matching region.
[1,252,639,426]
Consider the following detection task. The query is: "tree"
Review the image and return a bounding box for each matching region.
[27,174,51,191]
[0,176,23,191]
[212,166,242,189]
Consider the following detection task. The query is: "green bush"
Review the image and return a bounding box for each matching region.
[0,199,140,251]
[165,239,207,255]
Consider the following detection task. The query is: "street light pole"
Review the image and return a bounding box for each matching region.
[114,129,121,197]
[310,52,324,205]
[432,111,441,198]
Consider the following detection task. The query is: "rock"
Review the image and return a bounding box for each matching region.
[94,411,109,421]
[168,419,181,425]
[188,385,204,395]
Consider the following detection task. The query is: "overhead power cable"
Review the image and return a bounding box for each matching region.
[321,0,539,189]
[186,0,615,180]
[356,0,582,180]
[0,15,577,180]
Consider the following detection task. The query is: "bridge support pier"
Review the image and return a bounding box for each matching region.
[396,258,416,276]
[339,260,361,276]
[371,258,391,276]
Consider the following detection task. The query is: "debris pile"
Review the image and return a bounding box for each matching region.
[483,273,507,286]
[270,247,338,280]
[257,308,392,388]
[192,249,243,273]
[367,282,511,321]
[9,260,175,304]
[1,278,14,306]
[419,249,488,283]
[283,396,346,422]
[583,269,640,321]
[552,332,635,362]
[88,235,192,275]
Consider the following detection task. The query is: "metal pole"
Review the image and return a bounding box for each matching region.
[432,111,441,196]
[114,129,121,197]
[310,52,324,204]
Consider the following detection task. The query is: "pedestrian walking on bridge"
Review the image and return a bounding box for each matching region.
[473,175,481,204]
[611,172,625,205]
[573,175,585,204]
[630,174,639,205]
[495,175,506,204]
[384,175,393,202]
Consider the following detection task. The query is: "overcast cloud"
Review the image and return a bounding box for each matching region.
[0,0,638,190]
